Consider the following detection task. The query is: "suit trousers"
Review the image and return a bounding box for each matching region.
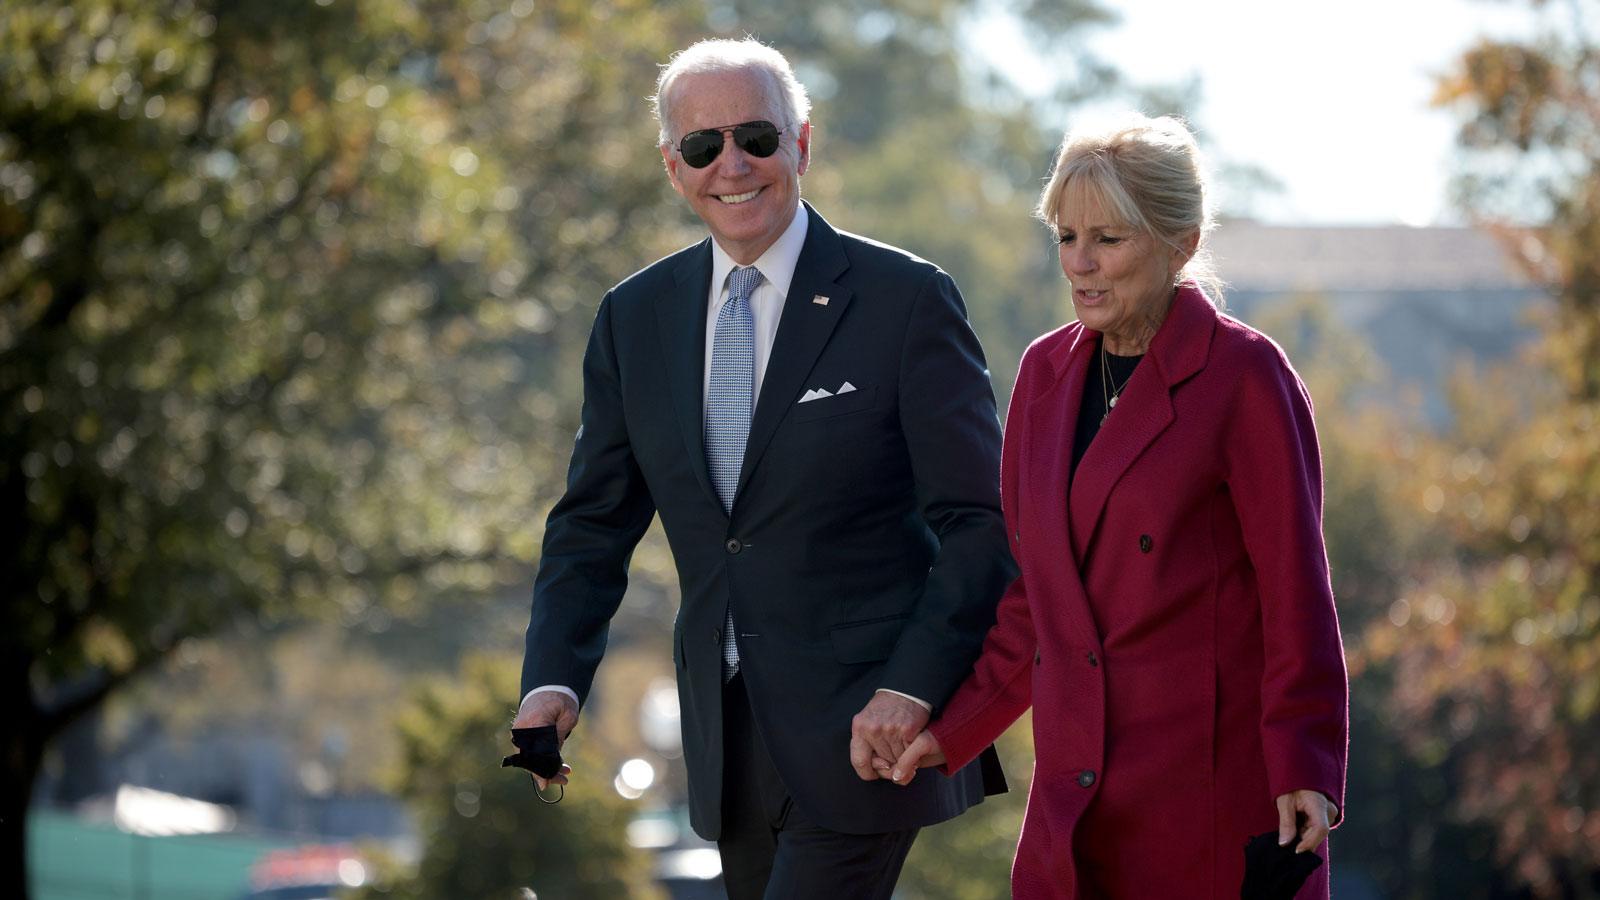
[717,673,919,900]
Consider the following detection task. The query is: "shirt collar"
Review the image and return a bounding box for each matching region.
[709,202,809,302]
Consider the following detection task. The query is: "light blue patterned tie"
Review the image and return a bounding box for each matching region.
[708,265,761,680]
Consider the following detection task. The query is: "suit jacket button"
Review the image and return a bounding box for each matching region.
[1139,535,1153,553]
[1078,769,1096,788]
[725,538,742,554]
[713,629,722,645]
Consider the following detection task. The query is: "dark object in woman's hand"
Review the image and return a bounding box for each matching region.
[1241,831,1322,900]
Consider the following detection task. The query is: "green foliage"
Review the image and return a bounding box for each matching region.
[1,0,705,734]
[1,0,703,894]
[351,653,664,900]
[6,0,466,710]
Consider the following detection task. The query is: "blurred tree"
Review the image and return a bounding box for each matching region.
[349,652,663,900]
[0,0,700,895]
[1340,0,1600,895]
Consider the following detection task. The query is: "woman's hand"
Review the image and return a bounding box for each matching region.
[876,730,946,785]
[1275,789,1339,853]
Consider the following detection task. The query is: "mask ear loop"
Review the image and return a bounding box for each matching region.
[529,774,563,804]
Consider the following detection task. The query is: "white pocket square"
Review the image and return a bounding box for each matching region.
[798,382,857,403]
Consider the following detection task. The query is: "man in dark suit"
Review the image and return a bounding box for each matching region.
[512,37,1014,899]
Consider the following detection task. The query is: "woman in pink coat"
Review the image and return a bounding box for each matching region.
[879,115,1348,898]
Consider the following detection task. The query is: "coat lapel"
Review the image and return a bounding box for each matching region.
[1067,286,1216,562]
[658,239,718,505]
[1022,327,1104,650]
[736,204,853,500]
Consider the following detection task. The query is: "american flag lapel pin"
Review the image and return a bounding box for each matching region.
[812,294,830,306]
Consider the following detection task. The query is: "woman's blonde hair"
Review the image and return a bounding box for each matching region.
[1037,114,1223,304]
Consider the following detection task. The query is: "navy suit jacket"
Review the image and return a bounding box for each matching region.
[522,203,1015,838]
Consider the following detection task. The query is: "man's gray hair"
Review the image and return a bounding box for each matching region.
[651,38,812,148]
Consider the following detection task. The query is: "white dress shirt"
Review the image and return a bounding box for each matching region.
[701,201,809,409]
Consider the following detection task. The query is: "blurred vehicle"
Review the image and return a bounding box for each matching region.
[239,843,368,900]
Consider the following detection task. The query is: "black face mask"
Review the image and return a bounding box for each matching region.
[502,725,564,803]
[1241,831,1323,900]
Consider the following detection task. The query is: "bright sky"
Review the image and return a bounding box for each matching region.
[971,0,1543,226]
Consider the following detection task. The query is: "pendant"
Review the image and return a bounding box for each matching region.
[1100,412,1108,426]
[1109,396,1118,408]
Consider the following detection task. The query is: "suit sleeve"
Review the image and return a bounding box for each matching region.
[1226,344,1348,812]
[928,348,1043,772]
[875,268,1018,710]
[520,292,657,705]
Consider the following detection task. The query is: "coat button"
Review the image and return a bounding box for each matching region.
[1139,535,1153,553]
[712,629,722,645]
[1087,652,1097,667]
[1035,650,1041,666]
[725,538,742,554]
[1078,769,1096,788]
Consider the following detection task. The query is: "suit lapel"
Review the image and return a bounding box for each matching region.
[736,205,853,500]
[1067,286,1216,562]
[658,239,718,505]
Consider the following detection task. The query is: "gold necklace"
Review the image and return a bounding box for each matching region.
[1099,343,1135,426]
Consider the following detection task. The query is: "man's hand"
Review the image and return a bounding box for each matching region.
[1275,789,1339,854]
[512,691,580,790]
[850,691,931,781]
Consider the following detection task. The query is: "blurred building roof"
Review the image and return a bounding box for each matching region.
[1210,222,1545,294]
[1207,222,1555,425]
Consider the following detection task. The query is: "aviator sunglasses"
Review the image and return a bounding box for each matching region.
[675,120,786,168]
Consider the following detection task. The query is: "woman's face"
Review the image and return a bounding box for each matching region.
[1055,186,1192,355]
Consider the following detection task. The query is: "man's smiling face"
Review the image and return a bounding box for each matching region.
[662,67,810,265]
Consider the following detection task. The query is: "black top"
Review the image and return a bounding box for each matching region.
[1071,343,1144,475]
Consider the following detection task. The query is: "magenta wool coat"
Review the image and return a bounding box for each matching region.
[930,285,1348,899]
